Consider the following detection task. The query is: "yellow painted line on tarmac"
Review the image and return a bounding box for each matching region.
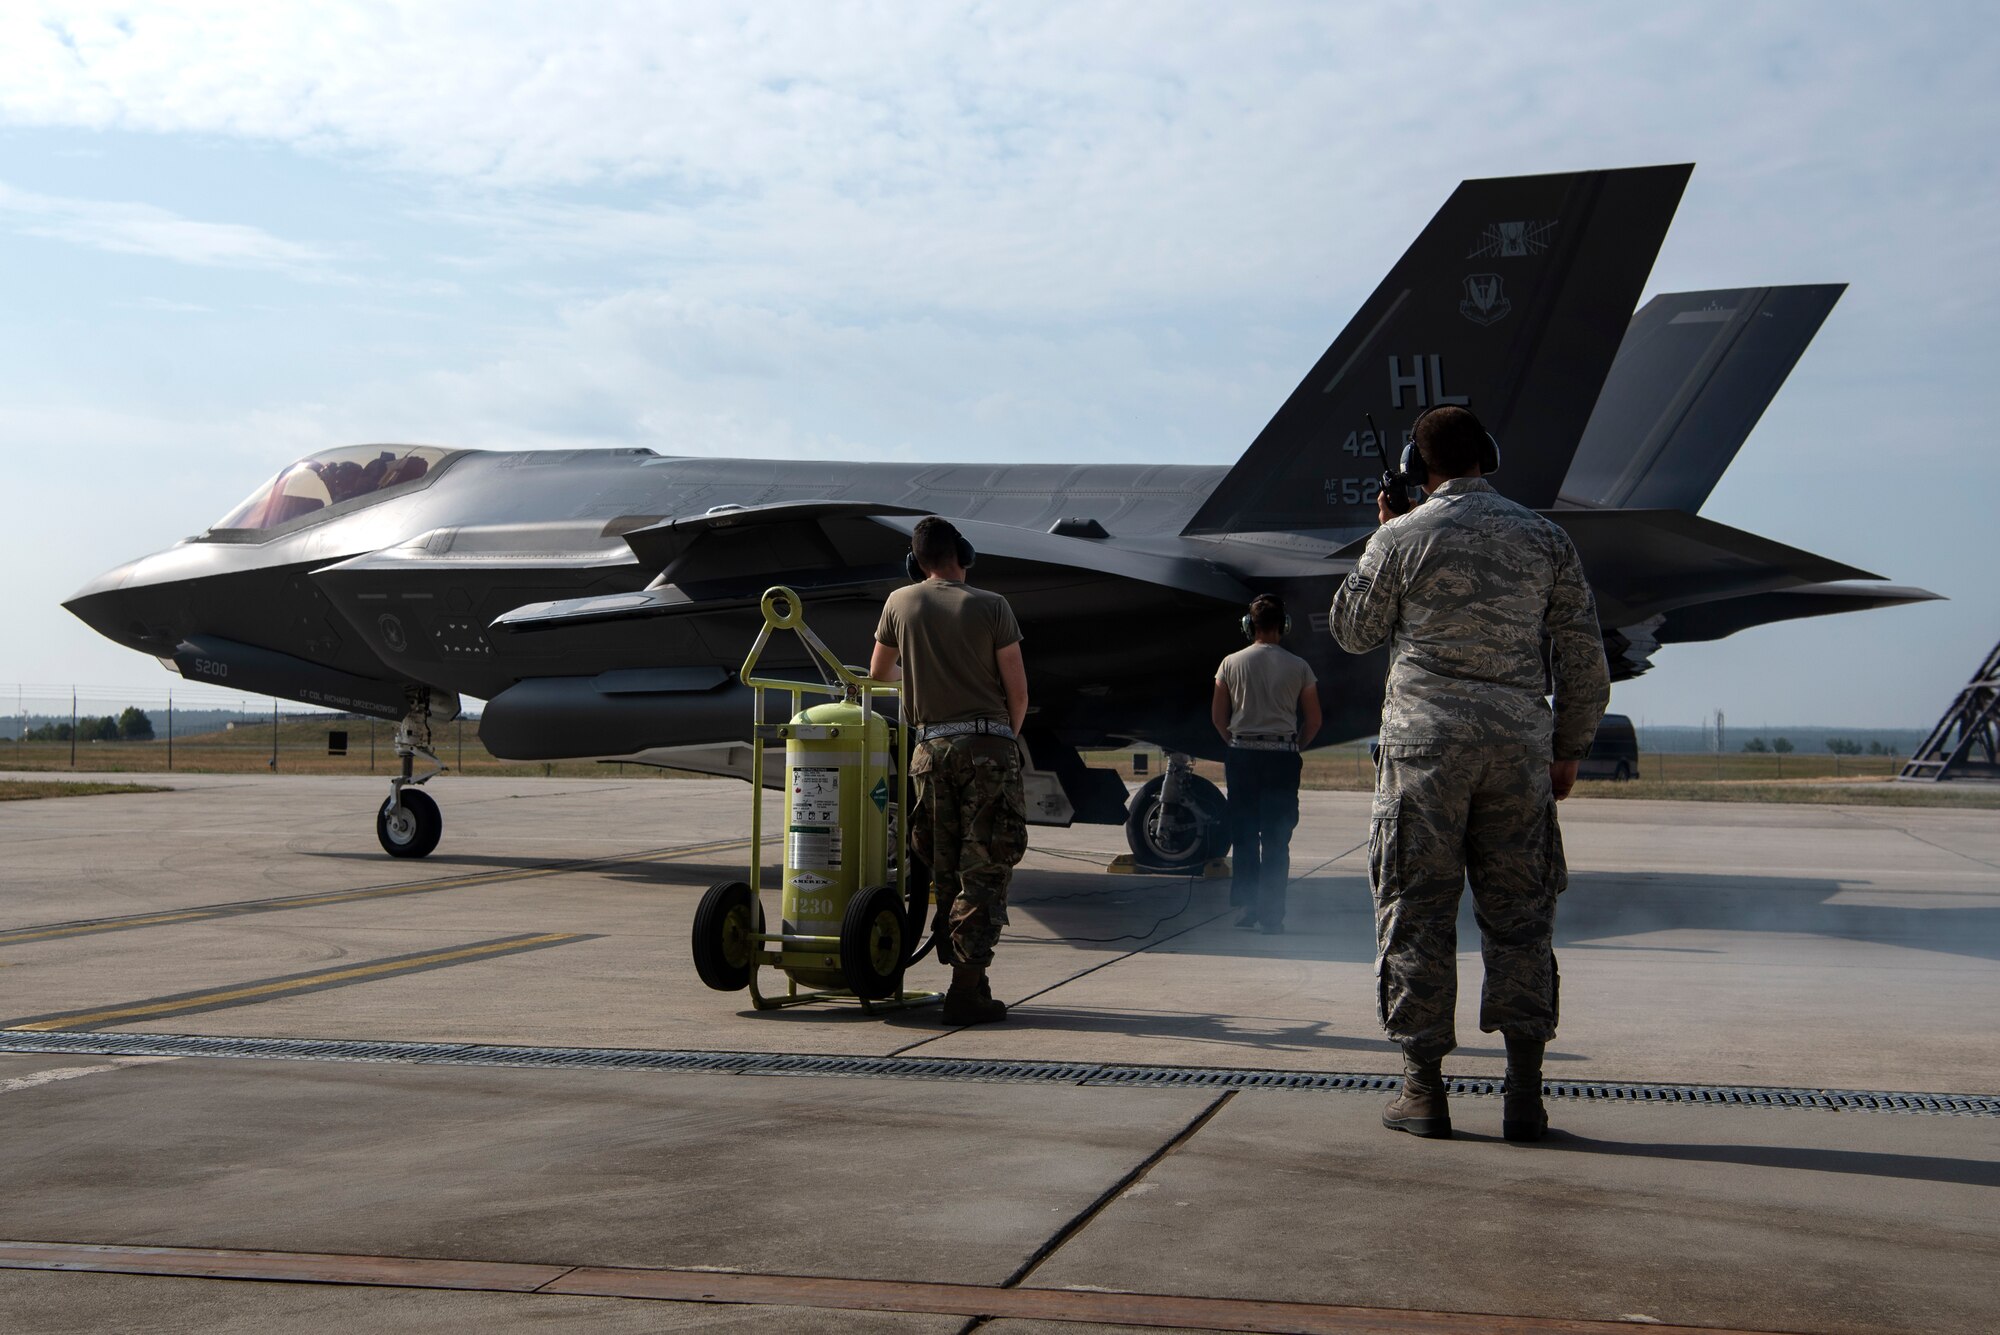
[0,835,759,950]
[3,933,594,1032]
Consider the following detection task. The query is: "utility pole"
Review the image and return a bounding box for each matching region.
[167,689,174,771]
[70,688,77,769]
[270,699,279,771]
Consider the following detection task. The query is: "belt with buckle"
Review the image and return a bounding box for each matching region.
[916,720,1016,742]
[1231,733,1298,752]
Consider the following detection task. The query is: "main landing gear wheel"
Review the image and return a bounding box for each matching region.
[376,789,443,859]
[1125,773,1229,873]
[840,884,907,1000]
[693,880,766,992]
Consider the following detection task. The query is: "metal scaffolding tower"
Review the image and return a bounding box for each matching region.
[1898,638,2000,782]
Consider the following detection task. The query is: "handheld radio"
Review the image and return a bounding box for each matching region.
[1371,413,1421,516]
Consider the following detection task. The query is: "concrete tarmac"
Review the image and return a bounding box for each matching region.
[2,773,1997,1332]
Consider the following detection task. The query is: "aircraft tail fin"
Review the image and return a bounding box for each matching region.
[1556,284,1844,511]
[1181,164,1690,535]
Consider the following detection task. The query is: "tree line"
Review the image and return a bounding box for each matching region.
[1740,736,1892,755]
[19,708,154,742]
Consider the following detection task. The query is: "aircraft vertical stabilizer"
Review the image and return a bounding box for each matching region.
[1558,284,1845,512]
[1182,164,1690,535]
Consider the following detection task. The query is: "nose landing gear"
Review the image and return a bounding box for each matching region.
[377,689,447,859]
[1124,751,1229,873]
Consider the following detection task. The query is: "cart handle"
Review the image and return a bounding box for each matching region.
[742,585,892,699]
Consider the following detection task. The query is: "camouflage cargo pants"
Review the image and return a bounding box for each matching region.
[909,734,1028,969]
[1368,744,1567,1059]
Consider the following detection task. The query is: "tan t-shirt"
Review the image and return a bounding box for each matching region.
[876,579,1023,727]
[1216,642,1317,738]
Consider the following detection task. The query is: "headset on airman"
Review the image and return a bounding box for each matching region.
[1397,405,1502,485]
[904,519,978,583]
[1241,594,1293,641]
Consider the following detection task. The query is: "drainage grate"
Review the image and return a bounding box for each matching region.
[4,1031,1995,1117]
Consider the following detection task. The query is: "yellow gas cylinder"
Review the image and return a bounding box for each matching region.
[778,697,892,986]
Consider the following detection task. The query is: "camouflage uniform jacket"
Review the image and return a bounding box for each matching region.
[1330,477,1609,760]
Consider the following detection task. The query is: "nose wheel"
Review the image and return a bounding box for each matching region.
[375,687,449,859]
[377,788,443,859]
[1124,754,1229,872]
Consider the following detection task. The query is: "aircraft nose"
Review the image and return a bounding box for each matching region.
[64,559,180,656]
[66,558,141,607]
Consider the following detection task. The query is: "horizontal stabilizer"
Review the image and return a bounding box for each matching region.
[1550,508,1878,626]
[1329,506,1882,630]
[1184,164,1690,535]
[1657,582,1941,645]
[1560,284,1845,511]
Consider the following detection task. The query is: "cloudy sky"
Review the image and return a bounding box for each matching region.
[2,2,1995,729]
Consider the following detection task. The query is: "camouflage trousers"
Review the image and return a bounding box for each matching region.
[1368,744,1567,1060]
[909,734,1028,969]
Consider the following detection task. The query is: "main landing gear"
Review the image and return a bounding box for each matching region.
[376,688,446,859]
[1124,751,1229,873]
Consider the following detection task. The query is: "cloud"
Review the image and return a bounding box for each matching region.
[5,3,1991,323]
[0,180,338,274]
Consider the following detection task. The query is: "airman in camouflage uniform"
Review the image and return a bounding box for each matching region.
[909,734,1029,970]
[1331,406,1608,1141]
[872,516,1031,1025]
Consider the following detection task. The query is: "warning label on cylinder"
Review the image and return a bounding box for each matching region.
[791,767,840,825]
[788,826,842,869]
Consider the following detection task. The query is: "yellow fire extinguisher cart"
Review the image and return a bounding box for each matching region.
[690,586,938,1011]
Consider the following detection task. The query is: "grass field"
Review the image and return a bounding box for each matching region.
[0,780,169,801]
[7,727,1985,807]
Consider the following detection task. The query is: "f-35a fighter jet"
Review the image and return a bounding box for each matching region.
[66,164,1937,863]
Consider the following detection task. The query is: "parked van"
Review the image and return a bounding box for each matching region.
[1577,713,1640,781]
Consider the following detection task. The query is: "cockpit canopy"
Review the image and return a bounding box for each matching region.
[211,445,454,532]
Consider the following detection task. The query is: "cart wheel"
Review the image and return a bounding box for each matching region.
[840,884,906,1000]
[692,880,764,992]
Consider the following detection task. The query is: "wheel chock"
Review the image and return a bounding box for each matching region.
[1107,854,1232,878]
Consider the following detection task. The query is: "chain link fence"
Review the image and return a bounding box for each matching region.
[5,685,1911,784]
[0,684,663,779]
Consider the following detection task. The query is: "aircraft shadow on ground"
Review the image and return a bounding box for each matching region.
[1015,864,2000,968]
[1557,871,2000,964]
[303,851,2000,966]
[724,991,1459,1059]
[1543,1134,2000,1189]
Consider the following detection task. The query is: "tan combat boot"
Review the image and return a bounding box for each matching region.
[1502,1036,1549,1142]
[941,964,1007,1025]
[1382,1051,1451,1138]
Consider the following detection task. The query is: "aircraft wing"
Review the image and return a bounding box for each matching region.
[619,501,930,572]
[493,504,1251,635]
